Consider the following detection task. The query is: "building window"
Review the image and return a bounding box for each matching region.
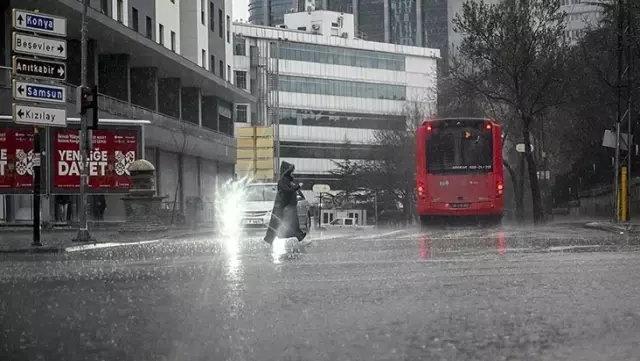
[171,31,176,51]
[276,108,406,130]
[131,7,139,31]
[116,0,123,22]
[158,24,164,45]
[280,142,379,159]
[235,104,248,123]
[226,15,231,43]
[277,42,406,71]
[209,2,215,32]
[101,0,109,15]
[219,60,224,80]
[210,55,215,74]
[228,65,231,81]
[235,71,247,89]
[218,9,223,38]
[278,75,406,100]
[146,16,153,39]
[234,36,246,55]
[202,50,206,68]
[201,0,205,25]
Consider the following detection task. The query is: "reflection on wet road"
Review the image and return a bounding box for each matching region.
[2,225,640,360]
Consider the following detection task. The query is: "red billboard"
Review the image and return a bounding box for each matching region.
[53,129,138,190]
[0,127,34,190]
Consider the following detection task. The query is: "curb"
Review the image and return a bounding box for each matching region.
[0,246,63,254]
[0,229,217,254]
[584,222,627,234]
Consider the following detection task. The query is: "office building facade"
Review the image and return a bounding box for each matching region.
[233,10,438,199]
[0,0,254,223]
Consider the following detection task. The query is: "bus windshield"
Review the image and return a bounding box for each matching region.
[427,126,493,174]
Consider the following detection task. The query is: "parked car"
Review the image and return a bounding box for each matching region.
[240,182,312,233]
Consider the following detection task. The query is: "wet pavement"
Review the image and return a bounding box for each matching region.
[1,224,640,360]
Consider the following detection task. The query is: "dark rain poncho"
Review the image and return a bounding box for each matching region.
[263,161,306,244]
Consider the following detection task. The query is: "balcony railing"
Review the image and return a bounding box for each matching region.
[0,66,235,148]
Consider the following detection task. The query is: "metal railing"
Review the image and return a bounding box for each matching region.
[0,66,235,148]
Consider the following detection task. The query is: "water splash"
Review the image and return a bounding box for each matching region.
[214,175,253,238]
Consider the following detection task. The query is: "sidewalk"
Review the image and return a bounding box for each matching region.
[0,227,215,254]
[583,221,640,234]
[548,215,640,234]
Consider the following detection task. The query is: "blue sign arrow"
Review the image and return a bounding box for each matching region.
[14,80,67,104]
[13,9,67,37]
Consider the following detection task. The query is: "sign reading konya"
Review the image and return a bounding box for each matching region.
[0,127,34,189]
[53,129,137,189]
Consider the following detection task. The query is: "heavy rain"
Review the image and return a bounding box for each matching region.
[2,0,640,360]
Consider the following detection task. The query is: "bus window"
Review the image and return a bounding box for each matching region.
[427,126,493,174]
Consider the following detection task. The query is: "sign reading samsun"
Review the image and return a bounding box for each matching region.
[53,129,137,189]
[0,127,34,190]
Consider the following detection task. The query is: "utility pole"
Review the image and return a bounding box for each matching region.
[613,0,623,222]
[73,0,93,242]
[625,0,634,221]
[613,0,635,223]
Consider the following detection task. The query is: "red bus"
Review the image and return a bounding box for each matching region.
[416,117,504,224]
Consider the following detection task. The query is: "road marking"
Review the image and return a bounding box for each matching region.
[352,229,407,240]
[64,240,160,253]
[548,245,602,252]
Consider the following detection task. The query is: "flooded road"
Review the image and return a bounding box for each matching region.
[1,224,640,360]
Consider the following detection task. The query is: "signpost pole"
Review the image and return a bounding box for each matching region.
[374,191,378,227]
[32,126,41,246]
[12,8,68,247]
[318,192,322,228]
[74,0,92,242]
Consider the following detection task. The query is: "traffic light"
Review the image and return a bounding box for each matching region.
[76,85,99,129]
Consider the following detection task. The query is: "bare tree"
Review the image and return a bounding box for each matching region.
[169,120,190,225]
[450,0,573,224]
[330,101,433,223]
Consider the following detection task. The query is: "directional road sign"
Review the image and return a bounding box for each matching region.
[13,80,66,105]
[12,32,67,60]
[13,104,67,127]
[12,9,67,37]
[12,56,66,81]
[313,184,331,193]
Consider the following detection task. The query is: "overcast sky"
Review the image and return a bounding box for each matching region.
[232,0,249,22]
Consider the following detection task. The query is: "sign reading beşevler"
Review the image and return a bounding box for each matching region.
[0,127,34,189]
[53,129,137,189]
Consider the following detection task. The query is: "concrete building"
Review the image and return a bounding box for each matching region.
[0,0,255,223]
[233,10,439,201]
[559,0,602,42]
[250,0,448,71]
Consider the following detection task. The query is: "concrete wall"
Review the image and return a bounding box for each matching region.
[208,0,228,79]
[129,0,156,39]
[180,0,209,67]
[156,0,181,52]
[577,179,640,218]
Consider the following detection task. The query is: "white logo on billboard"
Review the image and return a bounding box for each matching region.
[114,150,135,176]
[15,149,33,176]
